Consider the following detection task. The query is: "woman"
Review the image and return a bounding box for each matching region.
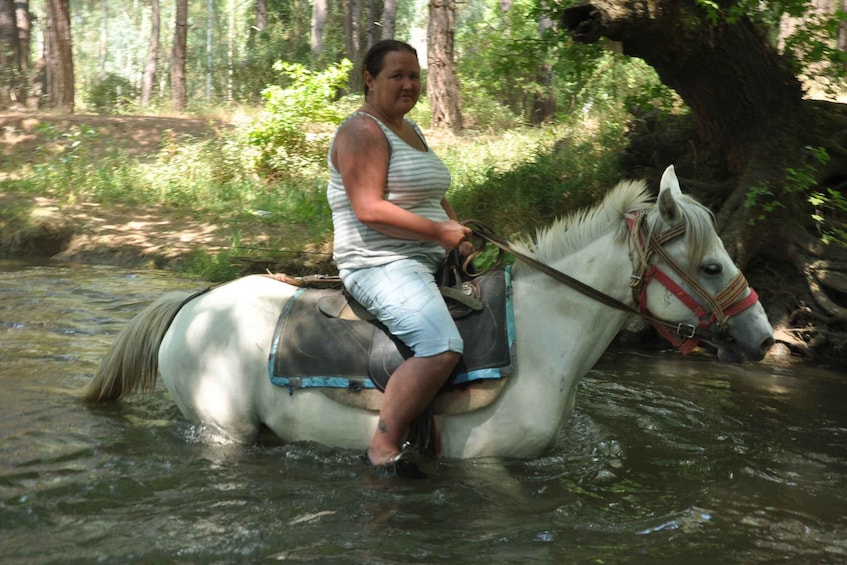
[327,39,471,473]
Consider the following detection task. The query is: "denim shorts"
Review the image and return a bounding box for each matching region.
[340,258,463,357]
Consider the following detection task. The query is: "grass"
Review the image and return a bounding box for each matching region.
[1,104,632,281]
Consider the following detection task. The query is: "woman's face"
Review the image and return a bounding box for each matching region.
[365,50,421,117]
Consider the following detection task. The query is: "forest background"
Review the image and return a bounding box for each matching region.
[1,0,846,365]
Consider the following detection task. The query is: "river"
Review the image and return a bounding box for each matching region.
[1,260,845,563]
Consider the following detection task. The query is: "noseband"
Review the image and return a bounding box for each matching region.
[627,211,760,353]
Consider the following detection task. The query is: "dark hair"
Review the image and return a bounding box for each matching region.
[362,39,418,97]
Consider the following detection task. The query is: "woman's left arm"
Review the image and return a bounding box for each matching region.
[441,198,474,256]
[441,198,458,221]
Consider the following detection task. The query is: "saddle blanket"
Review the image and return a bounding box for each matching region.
[269,267,515,391]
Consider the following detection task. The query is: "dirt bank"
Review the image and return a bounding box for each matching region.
[0,112,310,271]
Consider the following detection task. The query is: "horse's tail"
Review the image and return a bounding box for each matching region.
[83,290,194,403]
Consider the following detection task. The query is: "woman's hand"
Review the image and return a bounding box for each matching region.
[437,220,472,251]
[457,240,475,257]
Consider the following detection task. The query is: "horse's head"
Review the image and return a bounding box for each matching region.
[634,165,774,363]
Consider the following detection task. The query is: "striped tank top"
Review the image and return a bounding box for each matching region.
[327,112,452,270]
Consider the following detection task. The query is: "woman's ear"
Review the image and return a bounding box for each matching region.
[364,71,375,95]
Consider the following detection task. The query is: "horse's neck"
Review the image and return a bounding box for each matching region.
[512,233,633,384]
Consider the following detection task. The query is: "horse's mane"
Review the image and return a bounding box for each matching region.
[515,178,717,266]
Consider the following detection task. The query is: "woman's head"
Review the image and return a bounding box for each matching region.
[362,40,418,97]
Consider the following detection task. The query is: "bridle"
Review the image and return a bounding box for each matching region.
[626,211,760,353]
[464,215,760,355]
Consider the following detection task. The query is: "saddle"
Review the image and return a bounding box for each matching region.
[268,266,514,415]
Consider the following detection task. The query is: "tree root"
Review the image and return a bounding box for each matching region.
[806,261,847,321]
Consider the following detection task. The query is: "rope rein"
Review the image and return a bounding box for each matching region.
[462,219,693,338]
[464,213,759,347]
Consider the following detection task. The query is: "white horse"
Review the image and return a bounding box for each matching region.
[84,165,774,459]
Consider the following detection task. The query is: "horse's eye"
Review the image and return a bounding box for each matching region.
[703,263,722,276]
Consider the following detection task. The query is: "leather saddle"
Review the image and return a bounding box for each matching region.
[269,268,514,411]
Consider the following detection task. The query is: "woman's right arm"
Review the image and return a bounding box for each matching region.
[333,116,469,250]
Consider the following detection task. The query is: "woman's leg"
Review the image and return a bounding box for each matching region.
[367,351,460,465]
[341,258,463,466]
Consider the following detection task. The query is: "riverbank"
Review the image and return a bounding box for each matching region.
[0,112,809,364]
[1,112,330,274]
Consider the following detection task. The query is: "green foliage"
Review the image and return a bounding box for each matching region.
[744,146,830,222]
[744,182,783,222]
[456,0,677,126]
[809,188,847,247]
[4,97,630,278]
[457,0,562,123]
[744,146,846,247]
[785,146,829,195]
[27,124,107,204]
[694,0,847,96]
[780,7,847,97]
[695,0,748,26]
[236,0,318,102]
[245,60,352,179]
[182,242,243,282]
[443,113,629,237]
[576,53,682,118]
[86,73,139,114]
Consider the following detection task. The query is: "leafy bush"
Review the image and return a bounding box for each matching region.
[443,113,628,237]
[87,73,139,114]
[246,60,352,179]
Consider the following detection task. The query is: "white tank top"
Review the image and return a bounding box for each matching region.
[327,112,452,270]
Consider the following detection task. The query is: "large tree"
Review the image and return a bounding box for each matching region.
[428,0,463,130]
[0,0,31,108]
[15,0,30,85]
[561,0,847,362]
[311,0,328,55]
[382,0,398,39]
[171,0,187,110]
[255,0,268,33]
[43,0,74,112]
[0,0,21,107]
[140,0,160,107]
[345,0,363,92]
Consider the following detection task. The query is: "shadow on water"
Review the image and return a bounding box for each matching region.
[1,261,845,563]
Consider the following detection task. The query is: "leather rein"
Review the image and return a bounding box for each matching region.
[464,214,760,354]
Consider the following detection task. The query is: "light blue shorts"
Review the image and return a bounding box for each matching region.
[340,258,463,357]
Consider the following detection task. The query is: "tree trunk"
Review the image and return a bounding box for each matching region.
[15,0,28,76]
[366,0,380,49]
[140,0,159,107]
[382,0,398,40]
[531,13,556,124]
[427,0,462,130]
[98,0,107,77]
[0,0,19,107]
[171,0,187,111]
[255,0,268,33]
[311,0,328,55]
[43,0,74,112]
[0,0,30,108]
[344,0,362,92]
[563,1,802,151]
[561,0,847,363]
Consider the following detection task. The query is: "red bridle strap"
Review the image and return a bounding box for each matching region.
[628,211,761,354]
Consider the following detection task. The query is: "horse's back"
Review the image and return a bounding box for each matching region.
[157,275,299,442]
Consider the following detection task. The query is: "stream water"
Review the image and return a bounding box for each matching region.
[1,260,845,563]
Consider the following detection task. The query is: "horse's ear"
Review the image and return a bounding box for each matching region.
[657,164,683,226]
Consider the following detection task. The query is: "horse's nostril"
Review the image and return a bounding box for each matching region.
[761,337,775,353]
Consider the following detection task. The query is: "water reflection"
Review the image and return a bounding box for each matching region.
[1,261,845,562]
